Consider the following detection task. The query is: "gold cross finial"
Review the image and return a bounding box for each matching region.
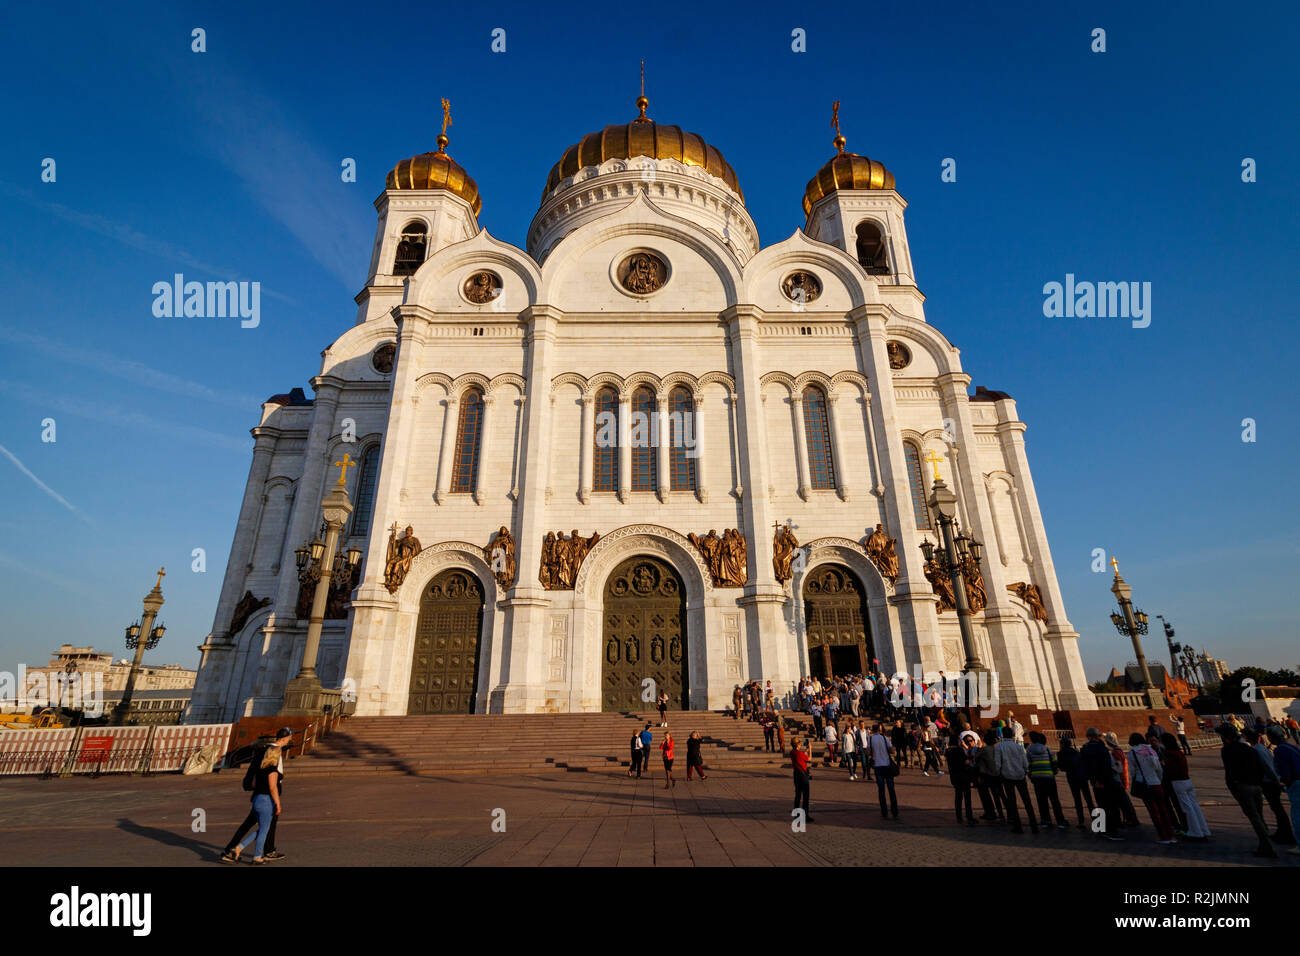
[640,59,645,98]
[923,450,944,481]
[333,452,357,486]
[440,98,451,136]
[155,567,166,588]
[1110,556,1120,575]
[831,100,845,153]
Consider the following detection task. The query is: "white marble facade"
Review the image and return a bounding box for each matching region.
[187,117,1096,723]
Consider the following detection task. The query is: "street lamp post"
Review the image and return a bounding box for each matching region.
[1155,614,1181,677]
[113,568,167,725]
[918,452,987,675]
[1108,558,1165,709]
[281,454,362,716]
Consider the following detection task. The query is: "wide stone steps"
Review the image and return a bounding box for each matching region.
[289,710,793,776]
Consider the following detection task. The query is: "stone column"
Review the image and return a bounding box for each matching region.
[790,394,812,501]
[692,397,708,503]
[850,306,943,678]
[617,392,632,503]
[655,394,670,501]
[826,393,851,502]
[578,395,594,503]
[496,306,560,713]
[474,394,493,506]
[433,395,459,504]
[722,306,791,690]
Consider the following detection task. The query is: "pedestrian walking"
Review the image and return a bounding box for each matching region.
[857,721,874,782]
[945,733,976,825]
[1160,732,1210,841]
[1246,727,1298,846]
[791,736,812,822]
[1105,732,1141,827]
[220,727,292,864]
[868,723,899,819]
[890,720,909,768]
[1268,726,1300,856]
[1026,732,1067,829]
[841,719,857,780]
[685,731,707,780]
[1218,723,1276,858]
[1056,736,1094,829]
[824,722,838,766]
[629,728,644,777]
[640,723,654,778]
[995,725,1037,834]
[920,720,944,776]
[660,731,676,788]
[1127,733,1177,844]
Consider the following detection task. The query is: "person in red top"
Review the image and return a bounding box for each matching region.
[791,736,812,822]
[660,732,676,788]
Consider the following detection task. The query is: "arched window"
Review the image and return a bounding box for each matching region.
[668,387,696,492]
[802,386,836,491]
[904,441,932,529]
[450,388,484,493]
[592,388,619,493]
[630,387,657,492]
[855,221,890,275]
[393,221,428,276]
[349,444,381,536]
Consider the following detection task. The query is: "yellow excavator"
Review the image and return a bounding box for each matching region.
[0,708,65,730]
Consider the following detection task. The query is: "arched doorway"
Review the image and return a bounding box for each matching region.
[408,568,484,714]
[803,564,874,681]
[602,555,688,712]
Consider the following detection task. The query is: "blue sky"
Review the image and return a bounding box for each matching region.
[0,1,1296,682]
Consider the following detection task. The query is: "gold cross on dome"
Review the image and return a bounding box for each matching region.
[831,100,841,136]
[440,97,452,136]
[923,450,944,481]
[333,452,356,486]
[154,567,166,588]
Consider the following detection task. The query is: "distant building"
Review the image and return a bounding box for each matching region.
[32,644,196,693]
[1196,651,1229,685]
[98,688,193,726]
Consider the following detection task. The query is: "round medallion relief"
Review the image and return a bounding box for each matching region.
[615,251,669,295]
[782,270,822,304]
[886,340,911,370]
[462,271,502,304]
[371,342,396,373]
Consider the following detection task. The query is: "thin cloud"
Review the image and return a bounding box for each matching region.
[0,442,92,523]
[0,382,250,454]
[0,550,98,600]
[0,327,261,410]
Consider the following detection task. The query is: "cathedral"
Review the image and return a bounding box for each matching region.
[187,93,1097,722]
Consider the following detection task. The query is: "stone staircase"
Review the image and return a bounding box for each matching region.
[288,710,793,776]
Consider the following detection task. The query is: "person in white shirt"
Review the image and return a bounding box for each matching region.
[868,724,899,818]
[1008,714,1025,745]
[840,721,858,779]
[824,723,838,765]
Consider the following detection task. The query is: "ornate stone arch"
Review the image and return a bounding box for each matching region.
[697,370,736,392]
[574,524,712,602]
[396,541,501,613]
[585,372,625,400]
[829,370,870,395]
[451,372,491,397]
[550,371,588,397]
[799,537,892,600]
[793,370,834,393]
[622,371,663,399]
[414,371,455,398]
[660,371,700,398]
[760,371,797,392]
[487,372,526,397]
[885,320,959,377]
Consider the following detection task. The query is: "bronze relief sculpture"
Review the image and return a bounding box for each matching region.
[689,528,747,587]
[961,552,987,614]
[484,525,517,590]
[540,529,601,590]
[295,561,360,620]
[772,523,799,584]
[886,340,911,370]
[864,523,900,584]
[227,590,270,637]
[383,524,423,593]
[618,251,668,294]
[781,271,822,304]
[463,270,502,304]
[923,557,956,612]
[1007,582,1049,623]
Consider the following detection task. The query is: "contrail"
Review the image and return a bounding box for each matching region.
[0,442,81,514]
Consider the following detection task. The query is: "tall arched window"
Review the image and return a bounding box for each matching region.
[630,387,657,492]
[349,444,381,536]
[855,221,890,275]
[450,388,484,493]
[802,386,836,490]
[393,221,427,276]
[904,441,932,529]
[592,388,619,493]
[668,387,696,492]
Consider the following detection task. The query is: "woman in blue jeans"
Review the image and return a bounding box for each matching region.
[221,728,290,864]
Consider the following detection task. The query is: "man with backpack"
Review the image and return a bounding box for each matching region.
[220,727,293,864]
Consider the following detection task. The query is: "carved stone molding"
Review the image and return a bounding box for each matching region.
[573,524,714,595]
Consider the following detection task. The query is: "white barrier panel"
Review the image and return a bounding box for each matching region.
[149,724,232,772]
[0,728,79,775]
[68,726,152,774]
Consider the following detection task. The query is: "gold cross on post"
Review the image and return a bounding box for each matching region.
[923,450,945,482]
[154,567,166,588]
[333,452,356,486]
[1110,556,1120,575]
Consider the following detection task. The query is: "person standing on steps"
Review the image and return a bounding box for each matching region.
[686,731,707,780]
[661,731,676,788]
[732,684,743,720]
[760,710,776,752]
[791,736,812,822]
[640,723,654,779]
[629,727,644,778]
[657,691,669,727]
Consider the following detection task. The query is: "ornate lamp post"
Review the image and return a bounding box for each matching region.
[281,454,362,716]
[1155,614,1182,676]
[113,568,166,725]
[917,452,987,675]
[1108,558,1165,708]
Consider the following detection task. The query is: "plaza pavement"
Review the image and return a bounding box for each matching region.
[1,751,1295,867]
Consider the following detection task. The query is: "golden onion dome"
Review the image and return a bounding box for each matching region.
[803,120,895,217]
[386,129,482,216]
[544,95,744,203]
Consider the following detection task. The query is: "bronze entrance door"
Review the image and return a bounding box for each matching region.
[602,556,688,711]
[803,565,874,682]
[408,569,484,714]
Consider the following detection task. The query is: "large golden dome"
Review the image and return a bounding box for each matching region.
[386,131,482,216]
[803,127,895,217]
[544,96,744,202]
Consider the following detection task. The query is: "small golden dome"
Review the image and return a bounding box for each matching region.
[803,110,895,216]
[386,131,482,216]
[544,95,744,203]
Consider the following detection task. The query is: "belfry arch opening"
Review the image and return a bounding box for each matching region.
[855,221,890,276]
